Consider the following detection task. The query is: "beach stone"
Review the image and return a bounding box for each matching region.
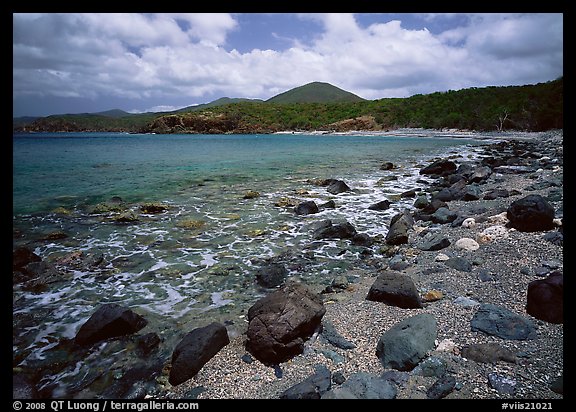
[313,220,357,240]
[113,211,139,223]
[507,194,555,232]
[487,211,509,225]
[246,282,325,365]
[385,211,414,245]
[435,253,450,262]
[380,162,395,170]
[326,180,351,194]
[376,313,437,371]
[319,200,336,209]
[426,375,456,399]
[430,207,458,224]
[488,373,516,394]
[444,257,472,272]
[526,271,563,324]
[461,184,482,201]
[461,343,517,364]
[469,166,492,183]
[417,233,450,251]
[422,290,444,302]
[169,322,230,386]
[453,296,480,308]
[542,231,563,246]
[483,189,510,200]
[454,238,480,251]
[321,372,397,399]
[352,233,373,247]
[279,364,331,399]
[471,304,537,340]
[74,304,148,346]
[331,275,349,290]
[413,195,429,209]
[476,225,509,244]
[294,200,319,215]
[368,199,391,211]
[461,218,476,228]
[400,188,418,198]
[419,159,457,176]
[412,356,447,378]
[256,263,288,288]
[366,271,423,309]
[321,319,356,350]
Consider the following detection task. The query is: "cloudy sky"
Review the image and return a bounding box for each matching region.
[13,13,563,117]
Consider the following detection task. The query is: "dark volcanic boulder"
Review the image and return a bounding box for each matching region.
[385,211,414,245]
[313,220,357,240]
[74,304,148,346]
[256,263,288,288]
[507,194,555,232]
[526,271,563,324]
[169,322,230,386]
[294,200,319,215]
[279,364,331,399]
[376,313,437,371]
[326,180,351,194]
[368,199,391,211]
[471,304,537,340]
[417,233,451,251]
[366,271,423,309]
[246,282,325,364]
[419,159,457,176]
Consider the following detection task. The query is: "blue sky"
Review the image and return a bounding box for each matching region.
[13,13,563,117]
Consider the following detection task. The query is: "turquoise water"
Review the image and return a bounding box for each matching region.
[13,132,487,396]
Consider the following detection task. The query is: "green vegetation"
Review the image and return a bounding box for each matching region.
[14,78,562,134]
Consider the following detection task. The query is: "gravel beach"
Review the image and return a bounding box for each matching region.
[163,130,563,400]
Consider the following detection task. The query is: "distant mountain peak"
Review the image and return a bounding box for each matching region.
[266,82,365,104]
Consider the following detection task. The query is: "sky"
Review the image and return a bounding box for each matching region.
[13,13,563,117]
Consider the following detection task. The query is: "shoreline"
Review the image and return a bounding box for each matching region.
[167,130,563,399]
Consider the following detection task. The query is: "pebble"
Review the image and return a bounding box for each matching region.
[455,238,480,251]
[461,218,476,228]
[435,253,450,262]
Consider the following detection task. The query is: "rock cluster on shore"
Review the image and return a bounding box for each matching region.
[13,130,563,400]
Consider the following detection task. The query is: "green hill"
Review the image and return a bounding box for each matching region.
[176,97,264,113]
[266,82,365,104]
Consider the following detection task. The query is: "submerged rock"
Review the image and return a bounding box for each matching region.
[294,200,319,215]
[74,304,148,346]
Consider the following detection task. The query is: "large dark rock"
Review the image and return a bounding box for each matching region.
[444,257,472,272]
[376,313,437,371]
[471,304,537,340]
[366,271,423,309]
[526,271,563,324]
[246,282,326,365]
[385,211,414,245]
[461,343,517,364]
[294,201,319,215]
[169,322,230,386]
[313,220,357,240]
[256,263,288,288]
[321,372,397,399]
[279,364,331,399]
[74,304,148,346]
[430,207,458,224]
[507,194,555,232]
[368,199,391,211]
[419,159,457,176]
[326,180,351,194]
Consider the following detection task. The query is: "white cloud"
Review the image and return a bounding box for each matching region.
[13,12,563,112]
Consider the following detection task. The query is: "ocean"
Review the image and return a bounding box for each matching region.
[13,131,488,396]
